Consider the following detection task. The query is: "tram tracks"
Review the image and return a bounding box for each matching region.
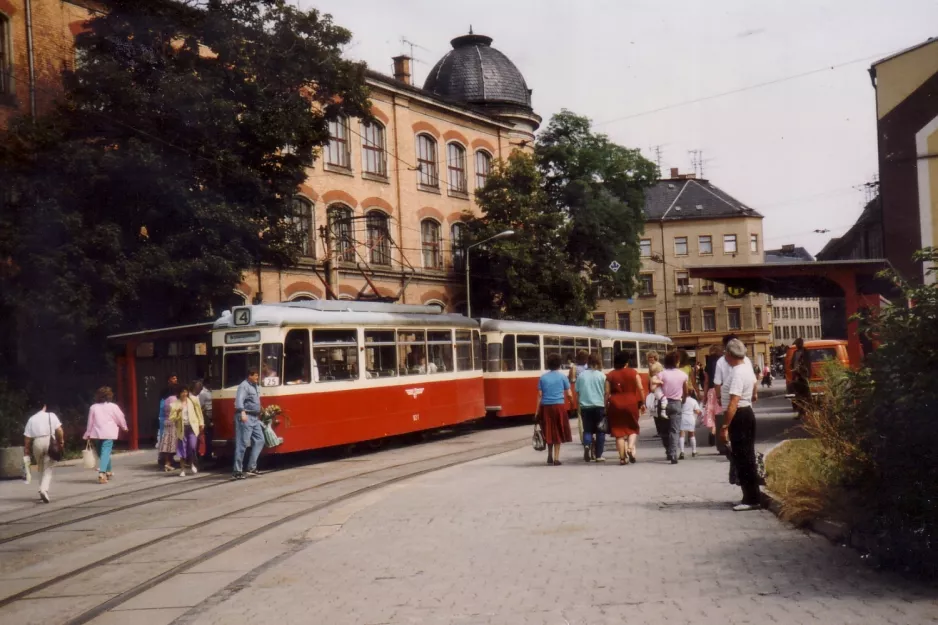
[0,434,527,625]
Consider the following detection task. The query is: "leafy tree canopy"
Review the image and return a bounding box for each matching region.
[0,0,369,399]
[467,152,590,324]
[536,110,658,302]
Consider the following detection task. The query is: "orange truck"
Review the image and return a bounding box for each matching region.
[784,340,851,397]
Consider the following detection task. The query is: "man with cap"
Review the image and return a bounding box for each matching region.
[721,339,761,511]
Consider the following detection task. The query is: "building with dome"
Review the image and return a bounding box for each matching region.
[241,31,540,312]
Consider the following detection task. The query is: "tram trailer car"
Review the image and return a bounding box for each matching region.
[210,301,486,458]
[480,319,673,419]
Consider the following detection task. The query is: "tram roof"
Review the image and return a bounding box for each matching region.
[479,318,672,344]
[213,303,479,330]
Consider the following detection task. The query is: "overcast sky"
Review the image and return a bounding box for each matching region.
[299,0,938,255]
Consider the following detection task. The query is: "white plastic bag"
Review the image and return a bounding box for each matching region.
[82,441,98,470]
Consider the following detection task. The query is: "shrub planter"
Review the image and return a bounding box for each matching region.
[0,446,25,479]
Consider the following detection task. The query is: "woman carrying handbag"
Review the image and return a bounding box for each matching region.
[83,386,129,484]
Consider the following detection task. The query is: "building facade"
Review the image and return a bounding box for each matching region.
[765,246,822,351]
[868,37,938,284]
[240,33,540,312]
[593,170,773,368]
[0,0,96,128]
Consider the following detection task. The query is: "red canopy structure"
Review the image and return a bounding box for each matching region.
[688,259,894,366]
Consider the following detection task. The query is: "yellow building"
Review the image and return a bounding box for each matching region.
[870,36,938,284]
[593,170,773,368]
[238,32,540,311]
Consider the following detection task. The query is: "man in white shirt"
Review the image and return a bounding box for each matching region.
[23,404,64,503]
[713,334,757,454]
[720,339,761,511]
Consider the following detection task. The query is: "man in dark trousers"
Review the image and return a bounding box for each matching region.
[720,339,761,511]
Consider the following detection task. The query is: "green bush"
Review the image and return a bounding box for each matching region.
[0,379,30,448]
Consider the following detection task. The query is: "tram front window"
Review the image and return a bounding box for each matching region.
[261,344,283,386]
[223,347,259,388]
[313,330,358,382]
[284,329,311,385]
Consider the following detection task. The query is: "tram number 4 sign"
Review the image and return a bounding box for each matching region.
[233,307,251,326]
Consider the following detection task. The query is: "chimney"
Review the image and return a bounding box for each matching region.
[670,167,679,178]
[392,55,412,85]
[781,244,795,253]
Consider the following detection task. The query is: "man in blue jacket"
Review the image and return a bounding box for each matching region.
[233,367,264,479]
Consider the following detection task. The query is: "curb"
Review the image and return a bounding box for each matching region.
[760,489,854,545]
[50,449,149,468]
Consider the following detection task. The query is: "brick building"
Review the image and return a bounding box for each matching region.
[593,170,773,368]
[242,33,541,311]
[0,0,96,128]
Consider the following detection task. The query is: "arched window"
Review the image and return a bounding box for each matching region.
[0,13,10,95]
[326,117,351,169]
[421,219,442,269]
[288,293,319,302]
[366,210,391,266]
[361,121,387,177]
[425,300,445,312]
[328,204,355,263]
[290,197,315,258]
[447,143,467,194]
[451,222,467,271]
[475,151,492,189]
[416,134,438,188]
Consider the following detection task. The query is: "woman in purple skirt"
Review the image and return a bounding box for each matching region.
[169,386,204,477]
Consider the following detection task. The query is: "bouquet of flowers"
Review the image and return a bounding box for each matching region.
[259,405,285,448]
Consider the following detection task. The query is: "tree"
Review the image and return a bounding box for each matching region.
[467,152,590,324]
[0,0,370,401]
[536,110,658,304]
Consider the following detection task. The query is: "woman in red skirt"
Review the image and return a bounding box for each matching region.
[536,353,573,465]
[606,350,645,464]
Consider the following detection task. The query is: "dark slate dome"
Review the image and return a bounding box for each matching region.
[423,33,532,109]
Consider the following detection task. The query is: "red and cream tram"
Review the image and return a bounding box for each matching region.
[211,301,485,456]
[479,319,673,418]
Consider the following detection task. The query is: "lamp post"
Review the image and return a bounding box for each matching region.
[465,230,514,318]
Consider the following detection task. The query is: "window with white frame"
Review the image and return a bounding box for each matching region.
[475,150,491,189]
[421,219,443,269]
[447,143,468,194]
[361,121,387,176]
[451,222,467,271]
[416,134,439,188]
[642,311,656,334]
[701,279,715,294]
[750,233,759,253]
[617,312,631,331]
[728,307,741,330]
[678,310,691,333]
[366,210,391,265]
[326,117,351,169]
[703,309,716,332]
[674,236,688,256]
[639,274,654,296]
[755,307,763,329]
[724,234,738,254]
[290,197,315,257]
[698,235,713,255]
[640,239,652,258]
[676,271,690,294]
[592,312,606,329]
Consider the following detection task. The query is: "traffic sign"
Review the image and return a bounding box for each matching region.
[609,260,621,273]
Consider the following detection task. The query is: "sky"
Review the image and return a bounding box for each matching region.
[298,0,938,255]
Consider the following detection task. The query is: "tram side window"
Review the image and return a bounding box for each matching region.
[638,342,658,369]
[284,329,311,385]
[544,336,561,363]
[427,330,453,373]
[473,331,483,371]
[364,330,396,378]
[261,343,283,386]
[486,340,501,372]
[602,347,613,369]
[616,341,638,369]
[590,339,601,355]
[223,347,259,389]
[398,330,427,375]
[516,335,541,371]
[455,331,472,372]
[502,334,516,371]
[313,330,358,382]
[561,337,576,368]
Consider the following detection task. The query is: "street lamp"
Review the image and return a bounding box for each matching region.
[465,230,514,318]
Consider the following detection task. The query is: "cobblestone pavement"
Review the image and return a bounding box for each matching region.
[178,397,938,625]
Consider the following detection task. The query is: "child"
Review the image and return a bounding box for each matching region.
[679,390,702,459]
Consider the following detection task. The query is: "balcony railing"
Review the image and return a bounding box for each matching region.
[675,285,693,295]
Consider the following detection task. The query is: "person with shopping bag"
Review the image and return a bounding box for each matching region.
[83,387,128,484]
[23,402,65,503]
[169,386,205,477]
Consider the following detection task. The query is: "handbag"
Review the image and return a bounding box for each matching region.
[263,422,283,448]
[576,408,585,445]
[597,413,609,434]
[532,423,546,451]
[82,440,97,469]
[47,413,63,462]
